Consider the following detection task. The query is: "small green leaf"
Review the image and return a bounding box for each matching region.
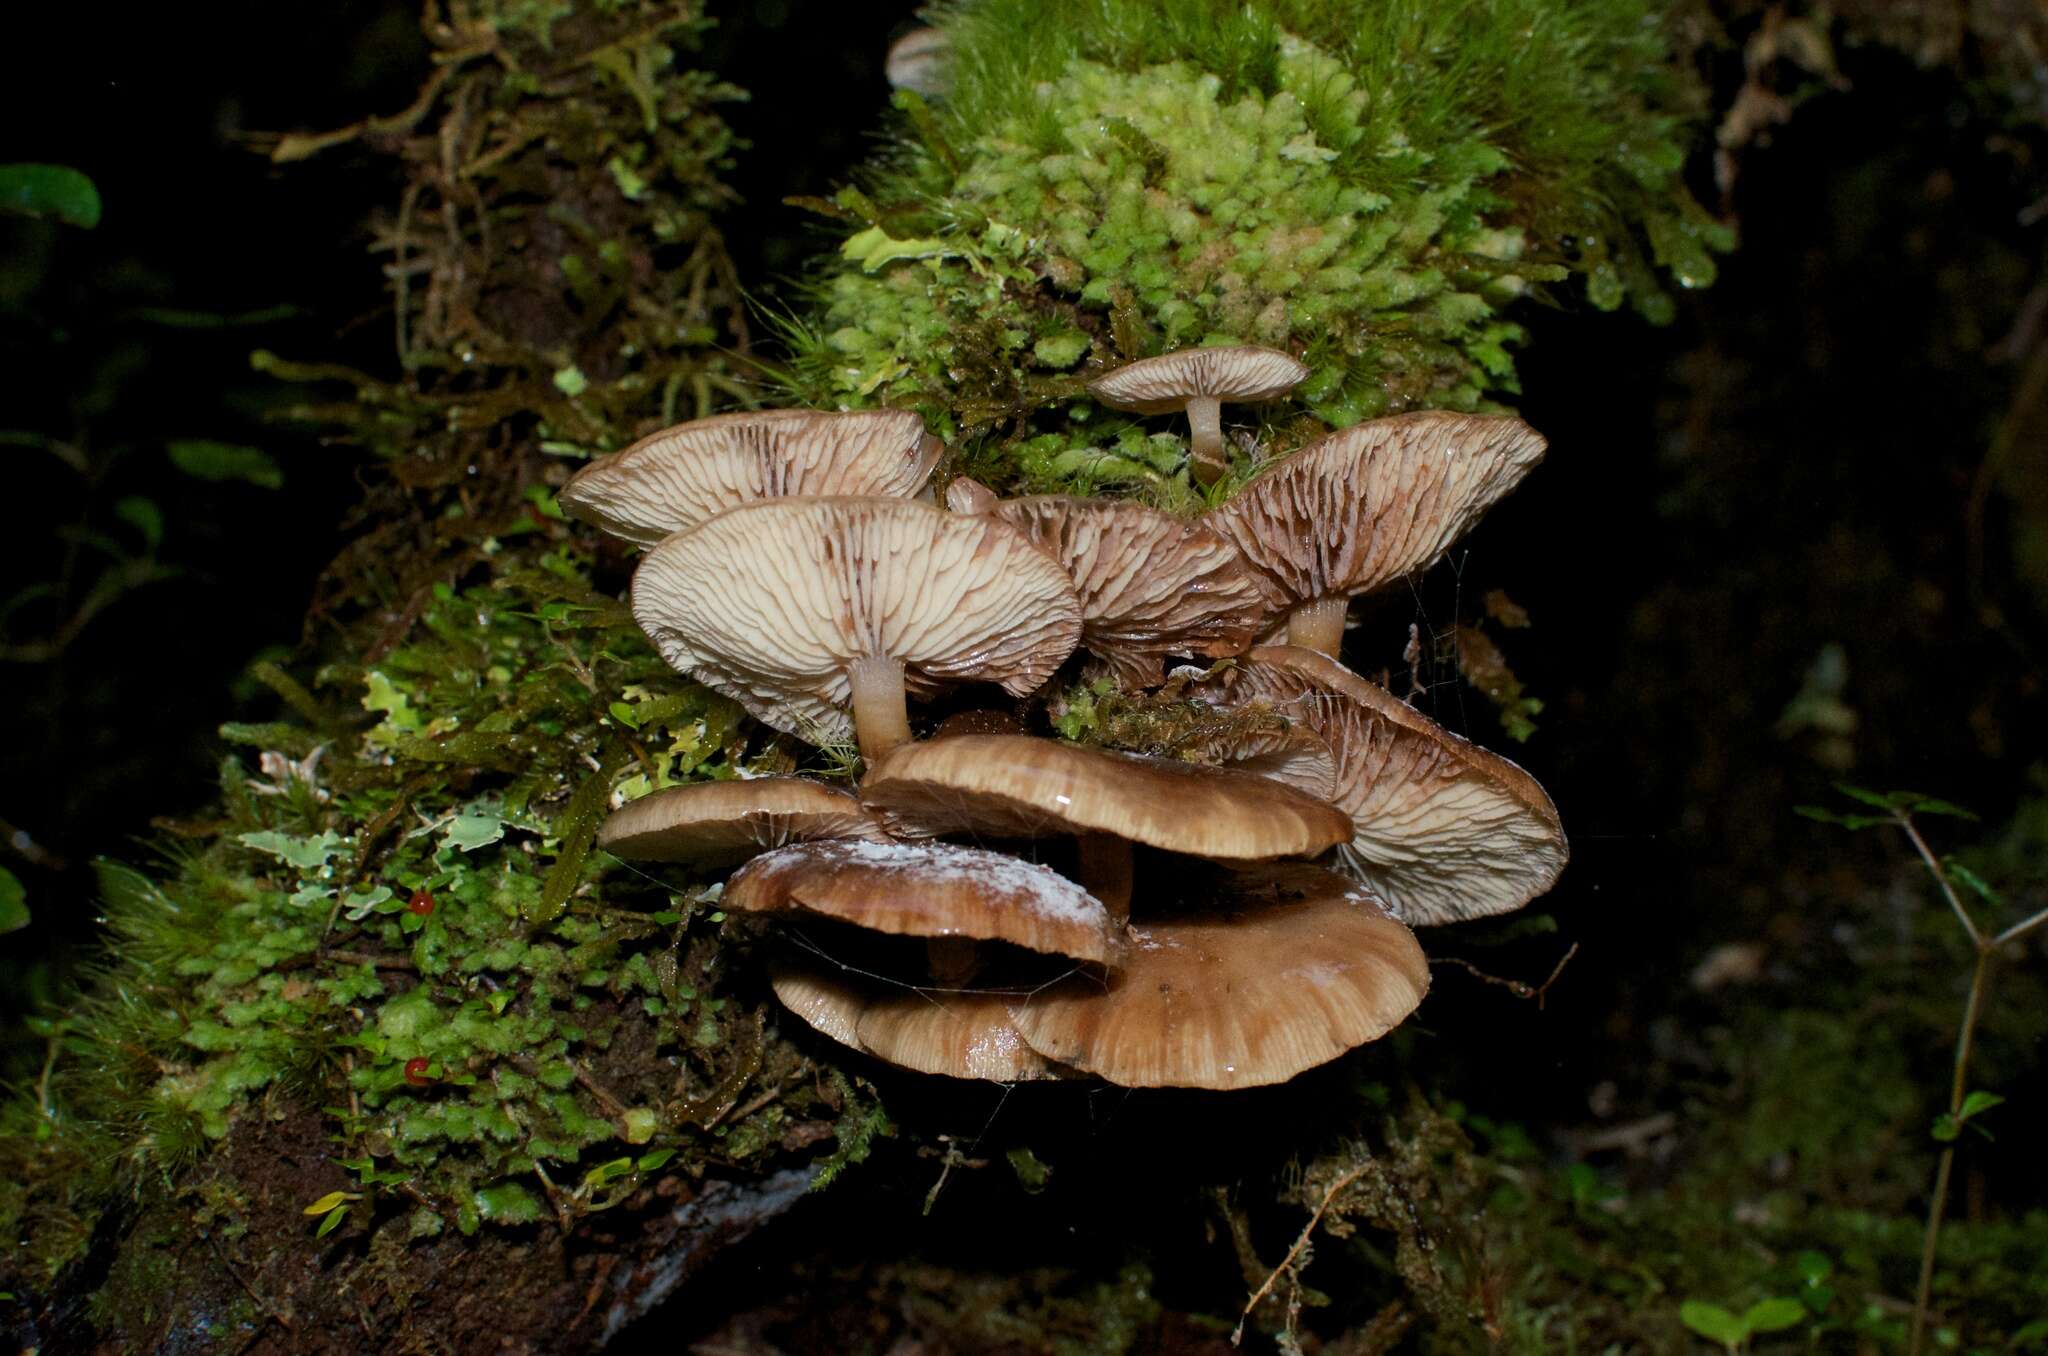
[1679,1300,1748,1346]
[314,1204,349,1238]
[552,366,588,397]
[1932,1113,1960,1142]
[474,1182,545,1224]
[1906,795,1976,820]
[1941,859,2002,907]
[303,1190,356,1216]
[840,224,956,273]
[636,1148,676,1172]
[0,164,101,228]
[621,1108,657,1145]
[114,496,164,552]
[581,1157,634,1190]
[1006,1146,1051,1193]
[238,829,345,872]
[1958,1089,2005,1122]
[1794,805,1889,830]
[441,813,506,854]
[0,867,26,934]
[609,701,640,729]
[1792,1251,1832,1285]
[1831,783,1902,810]
[1744,1297,1806,1333]
[167,439,283,489]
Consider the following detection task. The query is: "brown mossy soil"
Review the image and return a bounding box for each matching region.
[44,1094,812,1354]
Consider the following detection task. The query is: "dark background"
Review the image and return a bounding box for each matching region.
[3,1,2042,1334]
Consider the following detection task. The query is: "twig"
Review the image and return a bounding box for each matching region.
[1901,810,2048,1356]
[1432,942,1579,1009]
[1233,1161,1369,1345]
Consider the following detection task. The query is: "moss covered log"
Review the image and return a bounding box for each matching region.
[5,1,2046,1352]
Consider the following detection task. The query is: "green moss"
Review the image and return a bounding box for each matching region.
[0,0,884,1290]
[788,0,1727,496]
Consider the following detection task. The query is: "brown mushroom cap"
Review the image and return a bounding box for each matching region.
[596,776,885,869]
[1205,411,1547,633]
[560,409,940,546]
[1004,864,1427,1089]
[769,964,1061,1081]
[989,496,1266,688]
[1087,346,1308,415]
[630,497,1082,753]
[726,839,1125,965]
[1194,646,1567,925]
[861,733,1351,860]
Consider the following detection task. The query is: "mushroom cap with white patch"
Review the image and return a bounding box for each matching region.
[861,733,1351,861]
[769,964,1062,1082]
[726,839,1125,966]
[1004,864,1427,1089]
[1192,645,1567,925]
[989,495,1266,688]
[595,776,887,870]
[1087,345,1308,415]
[1205,410,1547,621]
[559,408,940,546]
[629,497,1082,749]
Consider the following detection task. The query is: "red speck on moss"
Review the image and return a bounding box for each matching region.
[408,890,435,916]
[404,1057,433,1086]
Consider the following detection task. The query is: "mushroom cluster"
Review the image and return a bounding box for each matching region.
[564,345,1567,1089]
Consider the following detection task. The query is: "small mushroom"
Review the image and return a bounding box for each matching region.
[770,964,1061,1081]
[1087,345,1308,485]
[1004,864,1428,1089]
[1205,411,1547,655]
[630,497,1082,761]
[1193,645,1567,925]
[988,495,1266,688]
[726,839,1125,967]
[559,408,941,546]
[884,26,950,97]
[861,732,1352,920]
[596,777,886,869]
[943,475,999,514]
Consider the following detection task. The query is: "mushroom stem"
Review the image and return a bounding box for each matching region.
[1075,832,1133,924]
[1286,596,1349,657]
[1185,395,1226,485]
[848,654,912,762]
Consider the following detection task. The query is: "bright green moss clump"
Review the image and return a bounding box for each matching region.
[795,0,1727,497]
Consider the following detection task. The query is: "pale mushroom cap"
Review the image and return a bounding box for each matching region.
[861,733,1351,860]
[944,475,998,514]
[596,776,885,869]
[1005,864,1428,1089]
[1196,645,1567,925]
[1205,411,1548,614]
[884,26,951,97]
[630,498,1082,746]
[990,496,1266,688]
[726,839,1125,965]
[769,964,1060,1081]
[560,409,940,546]
[1087,345,1309,415]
